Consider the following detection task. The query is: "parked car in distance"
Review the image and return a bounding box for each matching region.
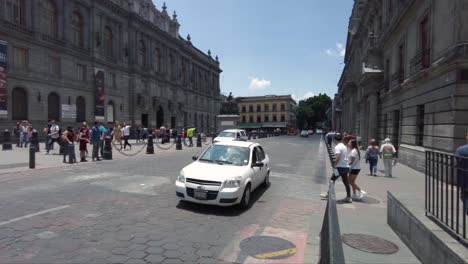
[300,130,309,137]
[175,141,270,208]
[213,129,247,143]
[307,130,314,135]
[315,129,323,135]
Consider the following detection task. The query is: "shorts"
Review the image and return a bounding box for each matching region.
[350,169,361,175]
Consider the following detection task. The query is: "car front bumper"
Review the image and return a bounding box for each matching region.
[175,181,243,206]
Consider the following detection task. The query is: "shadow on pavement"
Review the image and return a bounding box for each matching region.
[176,184,270,217]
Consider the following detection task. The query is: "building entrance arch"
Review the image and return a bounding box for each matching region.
[156,106,164,128]
[48,92,60,121]
[12,87,28,120]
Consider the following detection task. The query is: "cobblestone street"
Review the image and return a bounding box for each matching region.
[0,136,326,264]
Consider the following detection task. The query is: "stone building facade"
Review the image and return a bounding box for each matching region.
[0,0,222,133]
[338,0,468,171]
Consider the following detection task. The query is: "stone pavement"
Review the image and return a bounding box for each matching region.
[323,147,424,263]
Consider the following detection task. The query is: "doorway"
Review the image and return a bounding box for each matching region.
[171,116,175,129]
[48,92,60,121]
[141,113,148,128]
[156,106,164,128]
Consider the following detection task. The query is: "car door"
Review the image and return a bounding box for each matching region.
[256,146,267,180]
[250,147,262,189]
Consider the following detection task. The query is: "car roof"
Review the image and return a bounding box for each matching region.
[213,140,257,148]
[221,129,245,132]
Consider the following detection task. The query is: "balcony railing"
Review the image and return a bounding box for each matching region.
[410,49,430,75]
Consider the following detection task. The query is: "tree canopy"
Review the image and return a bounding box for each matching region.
[296,93,331,130]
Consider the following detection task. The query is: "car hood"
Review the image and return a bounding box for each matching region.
[182,161,248,182]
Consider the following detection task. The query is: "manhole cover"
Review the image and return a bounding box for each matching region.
[359,196,380,204]
[239,236,296,260]
[342,234,399,254]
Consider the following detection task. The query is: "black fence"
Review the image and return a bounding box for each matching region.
[320,137,345,264]
[425,151,467,246]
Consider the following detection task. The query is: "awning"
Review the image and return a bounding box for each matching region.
[238,124,262,129]
[262,122,288,128]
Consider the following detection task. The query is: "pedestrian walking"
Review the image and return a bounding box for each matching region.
[136,126,141,143]
[321,133,352,203]
[365,139,380,176]
[90,122,103,161]
[454,131,468,215]
[62,126,76,163]
[348,139,365,200]
[13,122,20,147]
[19,120,30,148]
[123,122,132,150]
[78,122,90,162]
[45,120,60,154]
[187,127,195,147]
[99,123,107,156]
[379,138,397,177]
[112,121,123,149]
[142,127,148,143]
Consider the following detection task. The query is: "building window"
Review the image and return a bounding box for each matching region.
[249,116,253,123]
[104,26,113,57]
[154,48,161,72]
[242,116,246,123]
[5,0,25,25]
[273,115,277,122]
[109,72,116,89]
[264,104,269,112]
[76,64,86,81]
[249,105,253,112]
[398,44,404,83]
[138,40,146,67]
[388,0,394,17]
[41,0,58,37]
[264,115,269,122]
[257,116,261,123]
[49,56,61,77]
[281,115,285,122]
[256,104,261,112]
[13,47,28,69]
[420,15,430,68]
[242,105,246,113]
[281,103,285,111]
[71,11,84,48]
[416,105,425,146]
[272,103,277,112]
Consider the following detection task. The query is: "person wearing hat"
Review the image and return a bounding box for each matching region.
[379,138,397,177]
[454,131,468,215]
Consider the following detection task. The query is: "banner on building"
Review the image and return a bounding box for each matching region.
[0,40,8,117]
[106,104,114,123]
[61,104,77,119]
[94,68,105,121]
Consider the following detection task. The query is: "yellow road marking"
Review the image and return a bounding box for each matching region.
[254,248,297,259]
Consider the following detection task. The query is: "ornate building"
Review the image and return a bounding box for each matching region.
[0,0,222,133]
[338,0,468,171]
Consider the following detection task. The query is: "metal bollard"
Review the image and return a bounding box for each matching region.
[59,139,65,155]
[32,130,40,152]
[248,133,251,140]
[2,129,12,151]
[176,135,182,150]
[253,133,257,139]
[29,138,36,169]
[196,134,202,147]
[103,136,113,160]
[146,134,154,154]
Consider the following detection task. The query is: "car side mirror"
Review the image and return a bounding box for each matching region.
[192,156,198,161]
[252,161,264,168]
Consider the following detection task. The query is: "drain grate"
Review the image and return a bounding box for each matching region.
[239,236,296,260]
[342,233,399,254]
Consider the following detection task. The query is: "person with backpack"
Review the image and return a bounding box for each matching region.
[348,139,366,200]
[365,139,380,176]
[380,138,397,177]
[90,122,103,161]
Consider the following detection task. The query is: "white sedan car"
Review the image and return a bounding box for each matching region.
[175,141,270,208]
[213,129,247,143]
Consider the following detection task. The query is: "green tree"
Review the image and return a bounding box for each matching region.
[296,93,331,130]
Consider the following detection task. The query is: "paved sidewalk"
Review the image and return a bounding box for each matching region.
[322,149,423,263]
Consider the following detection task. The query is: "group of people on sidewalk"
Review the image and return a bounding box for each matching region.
[322,132,397,203]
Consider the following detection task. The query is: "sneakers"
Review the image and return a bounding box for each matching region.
[351,194,360,200]
[341,197,353,203]
[43,152,49,155]
[320,193,329,198]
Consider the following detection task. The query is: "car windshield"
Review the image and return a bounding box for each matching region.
[199,145,250,166]
[218,132,236,138]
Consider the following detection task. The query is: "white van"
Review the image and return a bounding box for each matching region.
[213,129,248,143]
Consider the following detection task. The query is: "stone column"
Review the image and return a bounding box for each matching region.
[368,92,378,142]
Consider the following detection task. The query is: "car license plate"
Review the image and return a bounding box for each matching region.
[194,189,207,200]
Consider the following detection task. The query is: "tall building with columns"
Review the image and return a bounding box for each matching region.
[337,0,468,171]
[0,0,222,133]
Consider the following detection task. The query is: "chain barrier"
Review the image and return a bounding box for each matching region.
[112,141,148,157]
[154,137,176,150]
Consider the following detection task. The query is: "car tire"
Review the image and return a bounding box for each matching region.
[239,184,251,210]
[263,171,270,187]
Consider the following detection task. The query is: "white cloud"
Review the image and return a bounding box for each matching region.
[324,42,346,57]
[249,77,272,90]
[292,91,315,102]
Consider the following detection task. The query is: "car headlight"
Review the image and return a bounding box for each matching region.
[177,171,186,183]
[223,176,242,188]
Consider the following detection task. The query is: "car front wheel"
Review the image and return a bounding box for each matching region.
[239,184,251,209]
[263,171,270,187]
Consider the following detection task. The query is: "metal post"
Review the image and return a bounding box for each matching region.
[196,134,202,147]
[146,134,154,154]
[29,135,36,169]
[2,129,12,151]
[32,130,40,152]
[176,135,182,150]
[59,139,65,155]
[103,136,112,160]
[248,133,251,140]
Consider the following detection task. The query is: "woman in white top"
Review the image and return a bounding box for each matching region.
[348,139,366,200]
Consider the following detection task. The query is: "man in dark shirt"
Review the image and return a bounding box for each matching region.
[455,132,468,215]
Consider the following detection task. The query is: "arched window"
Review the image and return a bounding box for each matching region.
[47,92,60,121]
[12,87,27,120]
[104,26,113,57]
[41,0,57,37]
[154,48,161,72]
[5,0,25,25]
[71,11,84,47]
[76,96,85,123]
[138,40,146,67]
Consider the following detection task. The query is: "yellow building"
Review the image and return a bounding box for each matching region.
[237,95,297,131]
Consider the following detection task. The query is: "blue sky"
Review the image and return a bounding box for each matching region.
[153,0,353,101]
